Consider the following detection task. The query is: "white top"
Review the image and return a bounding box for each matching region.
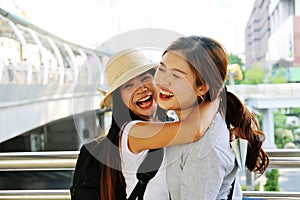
[121,121,169,200]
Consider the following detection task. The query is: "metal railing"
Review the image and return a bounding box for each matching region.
[0,149,299,199]
[0,151,78,171]
[0,190,70,200]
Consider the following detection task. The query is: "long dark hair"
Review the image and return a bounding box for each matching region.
[99,68,168,200]
[164,36,269,175]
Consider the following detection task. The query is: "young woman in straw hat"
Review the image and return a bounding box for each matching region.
[71,49,219,200]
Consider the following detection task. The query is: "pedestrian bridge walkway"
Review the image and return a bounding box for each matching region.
[1,82,300,146]
[1,6,300,147]
[228,83,300,148]
[0,84,102,143]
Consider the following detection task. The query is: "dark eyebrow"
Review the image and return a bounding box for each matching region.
[160,62,187,75]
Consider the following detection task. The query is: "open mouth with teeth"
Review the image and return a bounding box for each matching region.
[159,88,174,101]
[136,95,153,110]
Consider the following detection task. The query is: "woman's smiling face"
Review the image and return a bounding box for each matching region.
[154,52,202,113]
[119,71,157,120]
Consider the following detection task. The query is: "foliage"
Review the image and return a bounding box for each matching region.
[229,53,243,66]
[264,169,280,191]
[275,128,294,148]
[274,111,287,128]
[241,184,260,191]
[268,67,288,83]
[241,65,266,84]
[289,108,300,116]
[274,111,295,148]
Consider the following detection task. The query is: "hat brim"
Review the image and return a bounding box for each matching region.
[100,63,156,109]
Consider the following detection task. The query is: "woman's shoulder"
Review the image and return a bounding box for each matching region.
[71,138,105,193]
[83,136,106,154]
[184,113,229,158]
[76,137,107,167]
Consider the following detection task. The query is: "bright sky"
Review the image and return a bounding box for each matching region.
[0,0,255,55]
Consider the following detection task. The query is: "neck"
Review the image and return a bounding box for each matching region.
[174,105,196,120]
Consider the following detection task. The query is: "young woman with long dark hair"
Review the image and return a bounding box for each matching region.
[71,49,219,200]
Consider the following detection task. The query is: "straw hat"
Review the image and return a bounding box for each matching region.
[99,49,156,109]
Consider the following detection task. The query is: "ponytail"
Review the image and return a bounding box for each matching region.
[223,89,269,175]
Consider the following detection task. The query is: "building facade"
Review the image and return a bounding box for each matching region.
[245,0,271,69]
[245,0,300,82]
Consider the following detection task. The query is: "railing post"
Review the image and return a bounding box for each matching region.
[262,108,277,148]
[7,20,33,85]
[245,170,255,191]
[64,43,78,84]
[0,44,3,83]
[27,29,49,85]
[47,37,64,85]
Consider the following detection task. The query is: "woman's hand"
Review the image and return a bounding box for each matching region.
[186,97,220,141]
[229,127,242,141]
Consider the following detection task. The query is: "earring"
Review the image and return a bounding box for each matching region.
[200,95,204,102]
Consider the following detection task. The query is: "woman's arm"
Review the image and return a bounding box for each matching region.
[127,97,220,153]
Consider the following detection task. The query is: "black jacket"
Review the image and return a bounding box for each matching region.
[70,138,127,200]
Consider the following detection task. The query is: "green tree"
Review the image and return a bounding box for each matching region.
[264,169,280,191]
[274,111,287,128]
[274,110,294,148]
[241,65,266,84]
[275,128,294,148]
[229,53,243,66]
[290,108,300,115]
[268,67,288,83]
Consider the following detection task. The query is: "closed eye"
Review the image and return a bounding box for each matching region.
[123,83,133,89]
[141,75,152,82]
[158,64,166,72]
[173,74,180,78]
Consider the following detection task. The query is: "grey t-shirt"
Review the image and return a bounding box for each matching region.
[166,112,242,200]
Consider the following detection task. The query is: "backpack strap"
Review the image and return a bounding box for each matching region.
[227,178,236,200]
[127,117,173,200]
[127,148,164,200]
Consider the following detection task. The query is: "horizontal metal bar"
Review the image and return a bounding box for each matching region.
[0,158,76,171]
[0,149,300,171]
[1,149,299,158]
[268,157,300,168]
[243,191,300,199]
[0,151,78,171]
[0,190,70,200]
[266,149,300,157]
[0,190,299,200]
[0,151,79,158]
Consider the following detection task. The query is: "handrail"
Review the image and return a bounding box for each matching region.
[1,149,300,170]
[243,191,300,199]
[266,149,300,157]
[0,190,299,200]
[0,151,78,171]
[0,149,299,199]
[0,190,70,200]
[266,149,300,168]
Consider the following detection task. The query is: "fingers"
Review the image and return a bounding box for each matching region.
[229,128,239,142]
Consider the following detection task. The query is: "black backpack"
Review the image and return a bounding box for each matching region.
[70,138,163,200]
